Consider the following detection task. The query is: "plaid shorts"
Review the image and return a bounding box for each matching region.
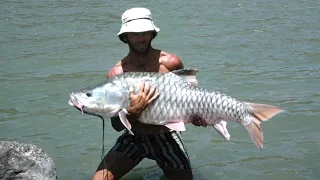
[112,129,191,169]
[97,129,191,179]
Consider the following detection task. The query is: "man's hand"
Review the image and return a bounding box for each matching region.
[126,82,160,116]
[191,115,208,127]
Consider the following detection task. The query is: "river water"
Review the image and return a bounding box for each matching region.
[1,1,319,179]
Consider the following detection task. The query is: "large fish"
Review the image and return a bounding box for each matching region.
[68,69,284,149]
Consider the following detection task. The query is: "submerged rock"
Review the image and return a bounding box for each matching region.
[0,141,57,180]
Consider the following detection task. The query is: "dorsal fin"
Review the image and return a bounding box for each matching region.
[171,68,198,76]
[171,68,199,86]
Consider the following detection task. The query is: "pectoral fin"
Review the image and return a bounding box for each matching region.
[213,120,230,141]
[118,109,134,135]
[165,121,186,131]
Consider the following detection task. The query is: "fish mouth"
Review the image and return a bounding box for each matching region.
[68,93,84,114]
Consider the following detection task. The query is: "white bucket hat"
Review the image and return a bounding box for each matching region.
[117,7,160,36]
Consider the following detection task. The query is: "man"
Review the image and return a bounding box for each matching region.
[93,7,206,180]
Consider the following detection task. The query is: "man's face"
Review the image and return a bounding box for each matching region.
[127,31,153,54]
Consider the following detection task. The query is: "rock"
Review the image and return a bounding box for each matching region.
[0,141,57,180]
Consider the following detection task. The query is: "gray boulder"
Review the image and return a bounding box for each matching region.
[0,141,57,180]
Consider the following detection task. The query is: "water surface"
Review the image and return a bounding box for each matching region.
[1,1,319,179]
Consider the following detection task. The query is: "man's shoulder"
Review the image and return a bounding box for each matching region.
[159,50,179,59]
[106,61,123,79]
[159,50,184,71]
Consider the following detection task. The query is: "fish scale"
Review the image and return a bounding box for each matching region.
[69,69,284,149]
[121,75,249,126]
[120,71,253,125]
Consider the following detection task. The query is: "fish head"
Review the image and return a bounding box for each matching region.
[68,82,127,117]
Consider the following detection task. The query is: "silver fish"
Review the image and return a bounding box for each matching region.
[68,69,284,149]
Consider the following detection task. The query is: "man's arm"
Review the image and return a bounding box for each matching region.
[107,65,159,132]
[161,53,184,71]
[106,63,123,79]
[107,64,126,131]
[110,82,159,131]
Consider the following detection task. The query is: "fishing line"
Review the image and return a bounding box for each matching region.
[97,115,108,180]
[97,116,106,166]
[75,107,112,179]
[78,107,108,179]
[75,108,106,161]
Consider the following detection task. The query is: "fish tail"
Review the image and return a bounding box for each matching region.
[244,103,284,150]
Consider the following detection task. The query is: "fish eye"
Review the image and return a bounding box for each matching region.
[86,92,92,97]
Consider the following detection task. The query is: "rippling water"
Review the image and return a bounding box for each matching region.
[1,1,319,179]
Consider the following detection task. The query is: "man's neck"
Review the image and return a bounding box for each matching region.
[128,47,154,64]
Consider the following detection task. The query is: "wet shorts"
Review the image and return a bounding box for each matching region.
[97,130,191,179]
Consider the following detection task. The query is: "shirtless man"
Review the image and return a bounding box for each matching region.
[92,7,206,180]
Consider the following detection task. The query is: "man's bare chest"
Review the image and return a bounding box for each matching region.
[122,63,168,73]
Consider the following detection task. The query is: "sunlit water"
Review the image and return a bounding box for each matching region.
[1,1,319,179]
